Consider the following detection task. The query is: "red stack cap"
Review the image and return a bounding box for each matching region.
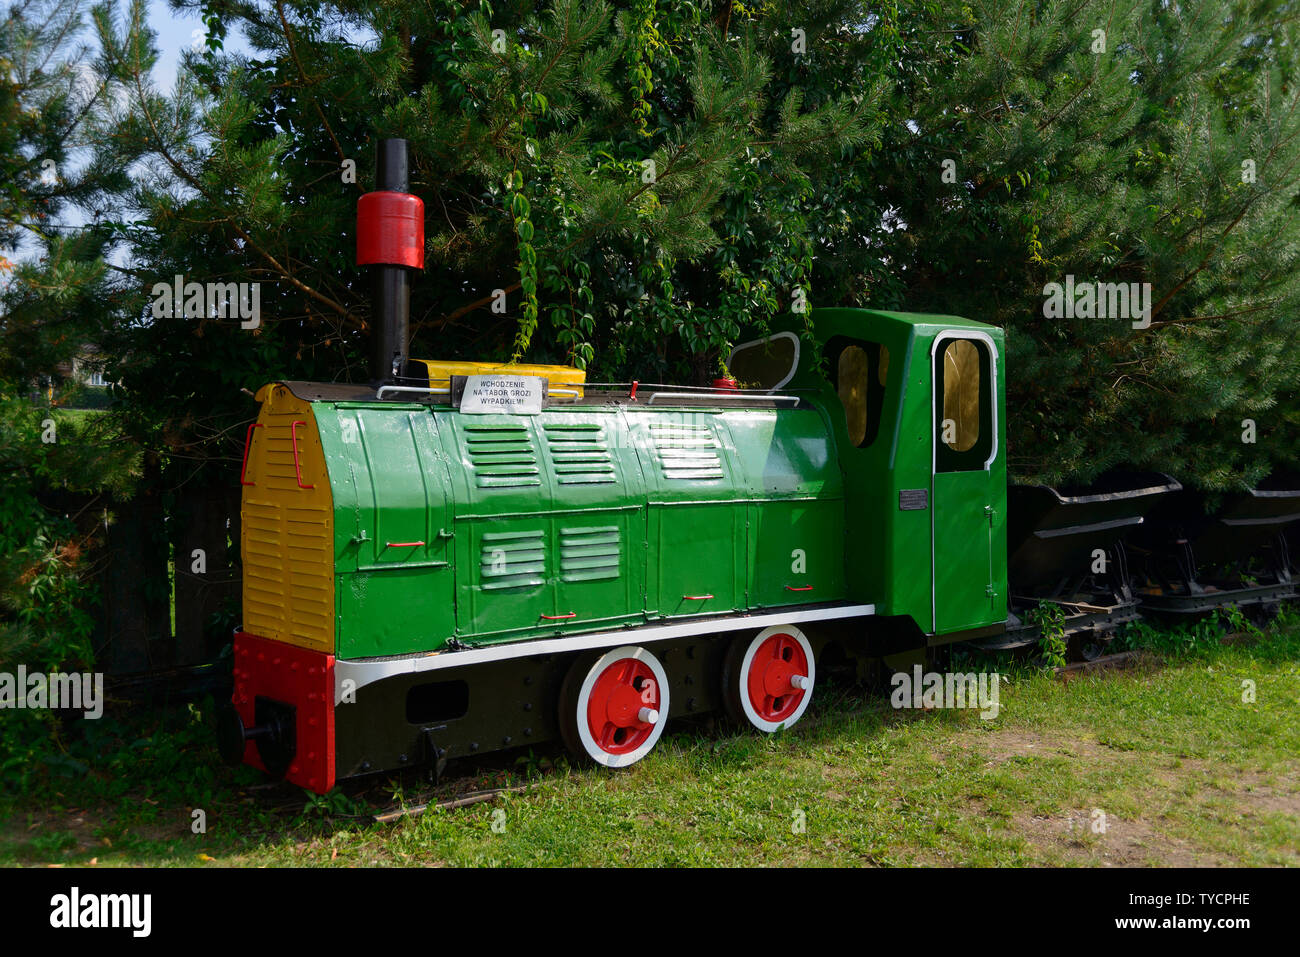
[357,191,425,269]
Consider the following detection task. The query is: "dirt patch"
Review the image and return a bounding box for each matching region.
[968,727,1300,865]
[1016,808,1213,866]
[976,729,1108,764]
[1220,772,1300,818]
[1,800,199,864]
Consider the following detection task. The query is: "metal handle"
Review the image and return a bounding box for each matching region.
[290,420,315,489]
[239,423,264,486]
[385,541,426,548]
[682,594,714,600]
[784,585,814,592]
[540,612,577,620]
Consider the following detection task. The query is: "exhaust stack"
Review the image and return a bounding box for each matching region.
[357,138,424,386]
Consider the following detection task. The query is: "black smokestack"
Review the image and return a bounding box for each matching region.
[357,138,425,387]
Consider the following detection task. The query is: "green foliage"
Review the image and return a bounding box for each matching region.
[300,787,367,820]
[0,0,154,782]
[1222,603,1265,641]
[1113,612,1229,658]
[0,693,222,799]
[0,401,140,673]
[873,0,1300,490]
[1028,599,1068,670]
[0,0,146,671]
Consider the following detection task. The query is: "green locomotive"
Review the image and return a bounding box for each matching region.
[218,142,1008,792]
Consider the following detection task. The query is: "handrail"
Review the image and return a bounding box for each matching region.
[375,384,580,400]
[289,420,315,489]
[646,391,800,406]
[584,381,803,394]
[239,423,264,486]
[376,385,452,400]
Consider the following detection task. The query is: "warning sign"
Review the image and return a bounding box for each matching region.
[459,375,546,415]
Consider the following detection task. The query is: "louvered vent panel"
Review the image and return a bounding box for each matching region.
[240,412,334,649]
[543,422,617,485]
[559,525,621,582]
[480,530,546,589]
[648,421,724,480]
[463,423,541,488]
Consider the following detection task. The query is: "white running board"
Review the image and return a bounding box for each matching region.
[334,603,876,703]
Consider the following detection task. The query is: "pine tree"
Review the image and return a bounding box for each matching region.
[94,0,892,481]
[869,0,1300,490]
[0,0,144,677]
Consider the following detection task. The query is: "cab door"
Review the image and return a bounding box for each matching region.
[931,332,1005,633]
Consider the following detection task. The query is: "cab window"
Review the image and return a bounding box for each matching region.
[934,337,993,471]
[727,332,800,391]
[826,337,889,449]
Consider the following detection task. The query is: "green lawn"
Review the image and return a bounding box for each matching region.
[3,617,1297,867]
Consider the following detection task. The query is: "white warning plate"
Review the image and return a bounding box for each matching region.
[459,374,546,415]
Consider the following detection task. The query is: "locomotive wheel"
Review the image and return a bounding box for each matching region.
[721,626,815,732]
[558,646,669,768]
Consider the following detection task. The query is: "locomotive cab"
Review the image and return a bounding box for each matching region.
[731,309,1008,641]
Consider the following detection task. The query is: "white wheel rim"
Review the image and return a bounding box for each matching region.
[736,626,815,732]
[574,646,670,768]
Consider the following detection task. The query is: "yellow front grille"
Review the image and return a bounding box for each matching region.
[241,384,335,653]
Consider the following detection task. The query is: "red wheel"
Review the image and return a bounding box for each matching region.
[559,646,669,767]
[722,626,815,732]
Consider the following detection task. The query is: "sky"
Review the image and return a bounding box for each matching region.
[146,1,251,93]
[1,2,251,271]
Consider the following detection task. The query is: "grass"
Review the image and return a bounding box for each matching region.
[2,615,1297,867]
